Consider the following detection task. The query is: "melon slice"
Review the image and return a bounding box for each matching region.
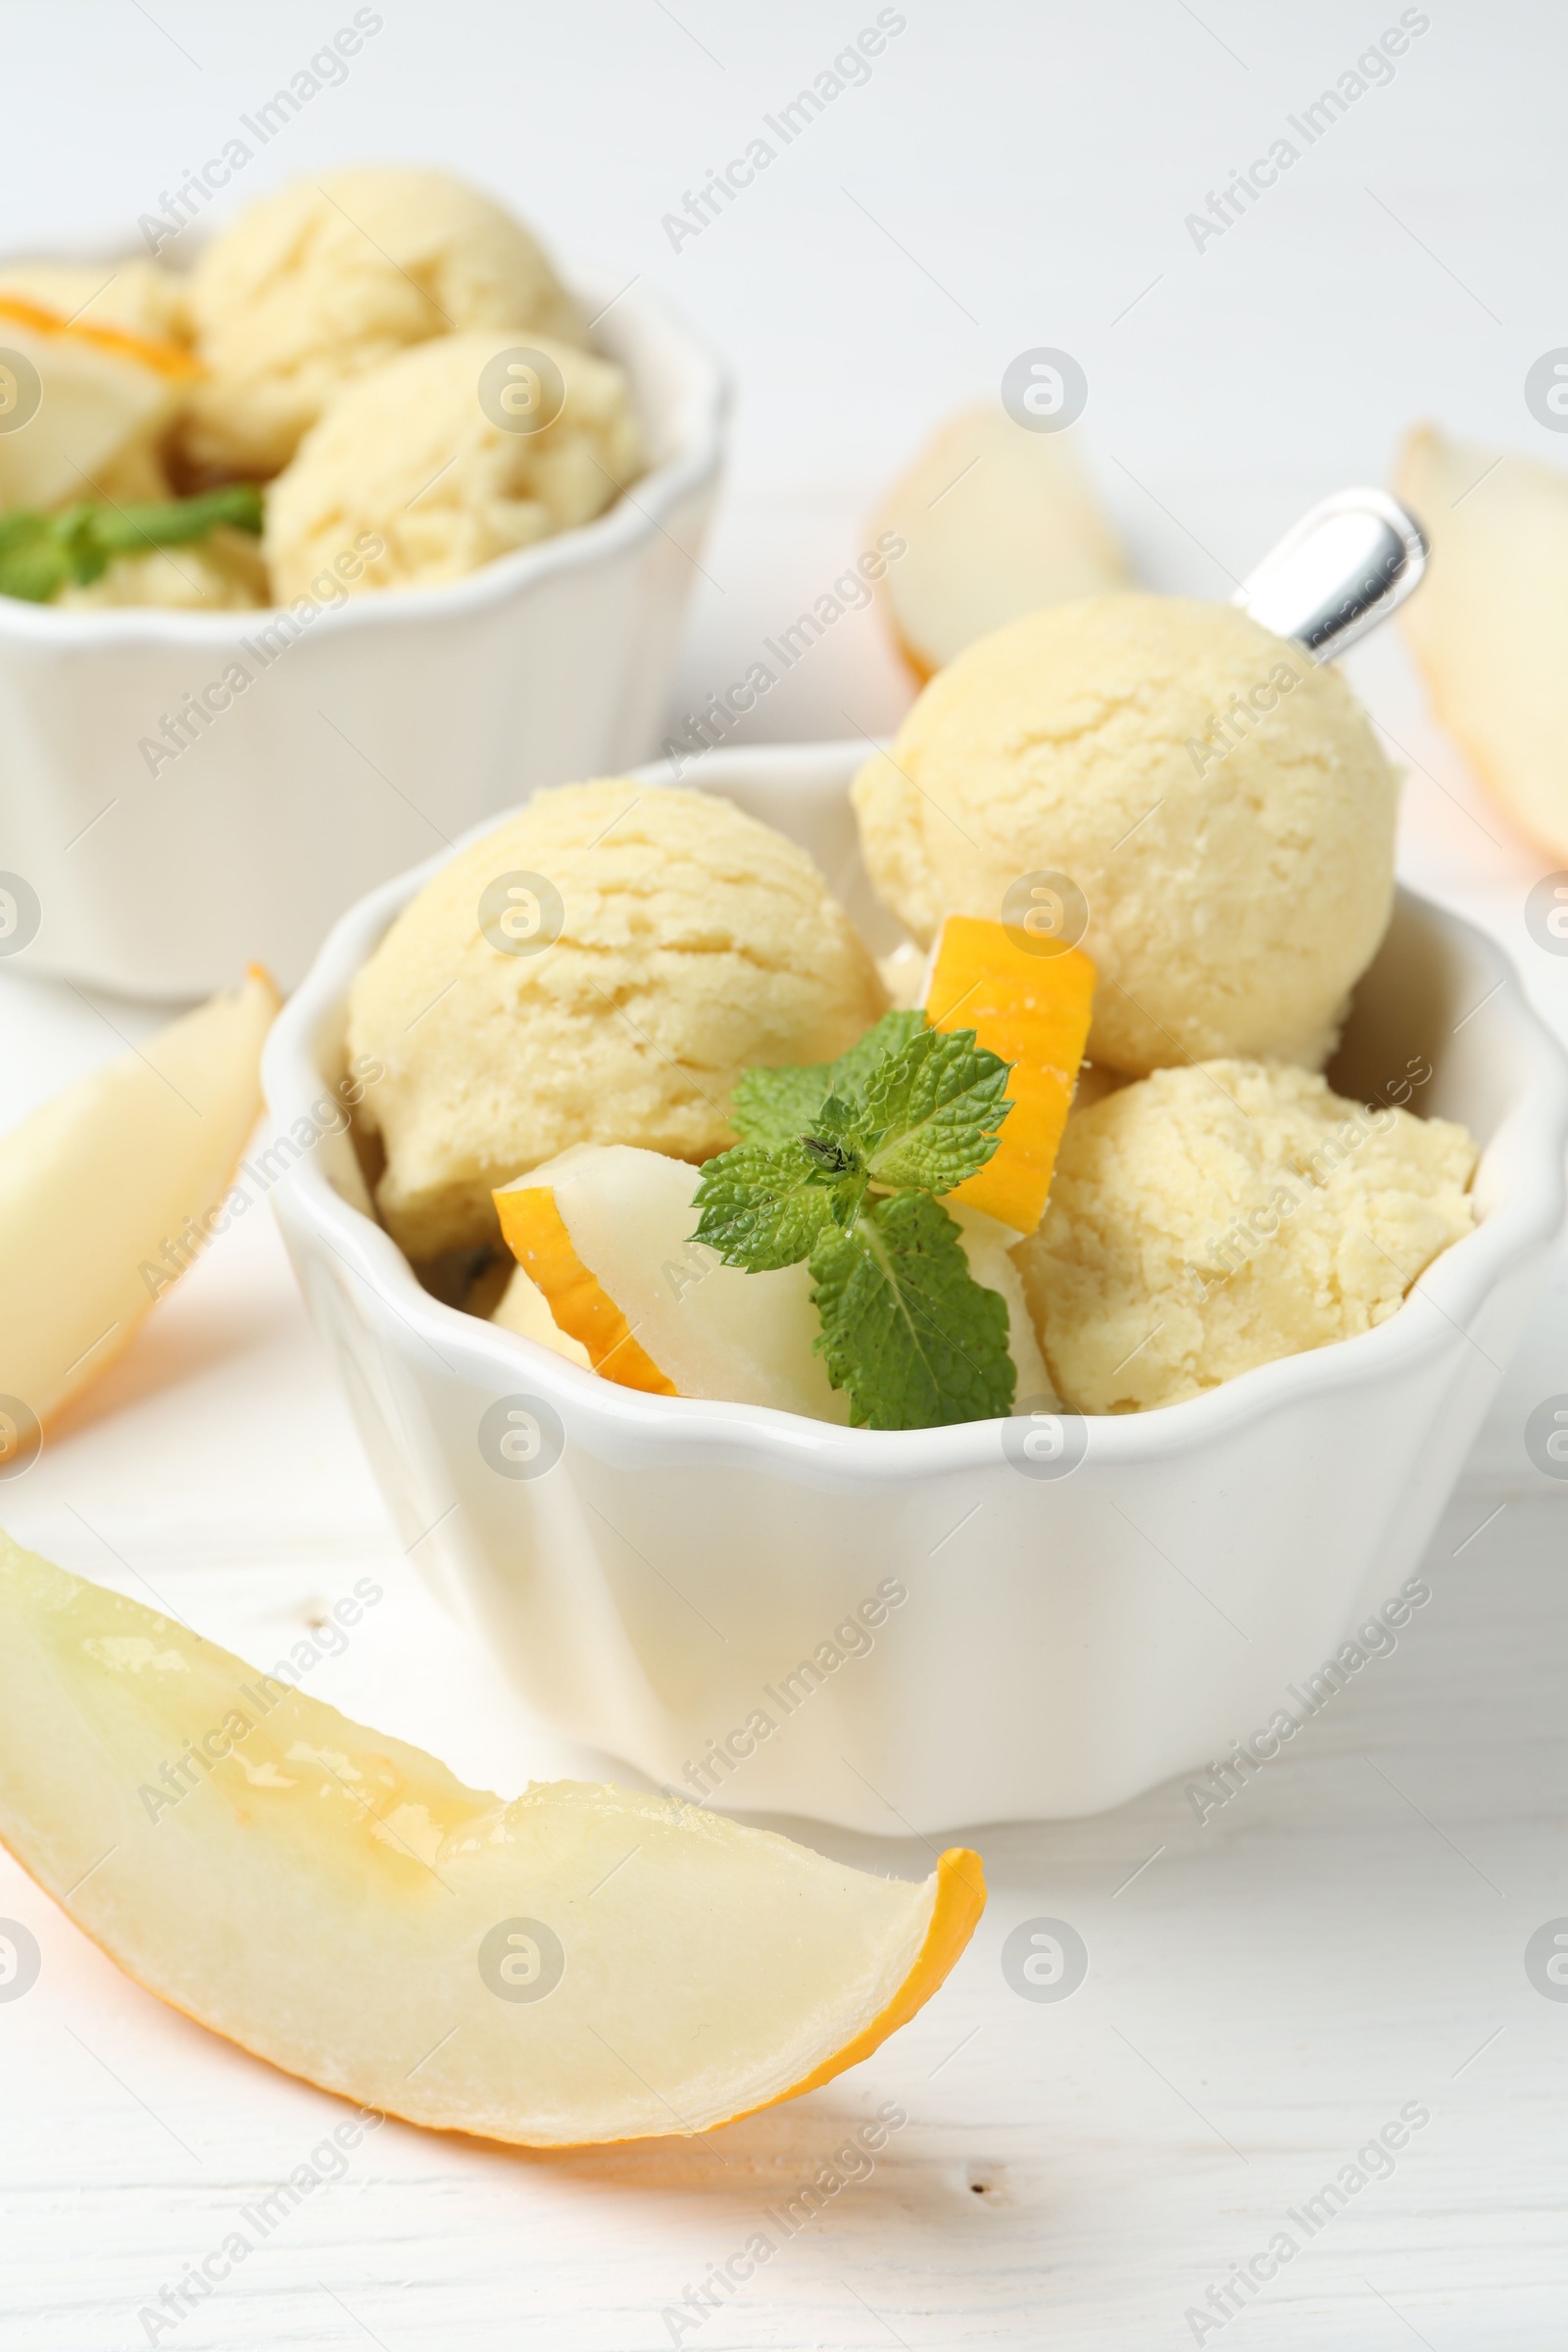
[0,968,276,1442]
[494,1144,1052,1416]
[489,1261,592,1369]
[873,407,1130,679]
[495,1144,848,1419]
[0,294,199,511]
[0,259,186,345]
[0,1532,984,2146]
[1395,421,1568,858]
[924,915,1095,1235]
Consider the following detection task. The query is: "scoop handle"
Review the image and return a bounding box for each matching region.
[1232,488,1428,662]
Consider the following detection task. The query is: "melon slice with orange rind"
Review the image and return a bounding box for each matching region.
[873,407,1130,679]
[0,1532,984,2147]
[494,1143,843,1416]
[924,914,1095,1235]
[0,294,200,510]
[494,1143,1052,1413]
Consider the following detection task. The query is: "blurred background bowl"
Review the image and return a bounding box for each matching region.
[0,258,727,999]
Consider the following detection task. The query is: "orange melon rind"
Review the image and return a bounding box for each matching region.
[925,913,1095,1234]
[0,293,202,383]
[494,1183,676,1396]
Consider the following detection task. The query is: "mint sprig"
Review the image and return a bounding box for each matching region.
[692,1011,1018,1430]
[858,1021,1012,1194]
[728,1008,927,1149]
[682,1138,842,1270]
[810,1191,1013,1430]
[0,483,264,604]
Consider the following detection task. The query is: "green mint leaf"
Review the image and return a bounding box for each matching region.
[799,1090,866,1171]
[690,1141,855,1271]
[54,506,112,586]
[859,1024,1011,1195]
[808,1191,1016,1430]
[730,1009,929,1150]
[0,511,71,603]
[0,484,266,605]
[91,481,265,555]
[708,1007,1024,1429]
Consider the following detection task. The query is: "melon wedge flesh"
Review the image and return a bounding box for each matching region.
[494,1143,1052,1415]
[873,407,1130,679]
[1395,421,1568,859]
[496,1143,849,1419]
[0,295,199,510]
[0,968,276,1437]
[925,915,1095,1235]
[0,1533,984,2146]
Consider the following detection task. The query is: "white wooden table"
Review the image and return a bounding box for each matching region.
[3,621,1568,2349]
[4,10,1567,2339]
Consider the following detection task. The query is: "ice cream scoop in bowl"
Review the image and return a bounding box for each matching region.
[263,493,1567,1835]
[0,173,728,997]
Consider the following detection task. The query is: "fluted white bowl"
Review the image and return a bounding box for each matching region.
[0,261,727,996]
[263,741,1568,1834]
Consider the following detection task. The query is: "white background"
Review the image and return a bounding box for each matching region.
[4,5,1568,2347]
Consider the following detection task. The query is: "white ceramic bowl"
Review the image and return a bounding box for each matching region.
[263,742,1568,1835]
[0,265,726,998]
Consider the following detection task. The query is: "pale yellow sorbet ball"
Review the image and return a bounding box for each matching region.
[264,330,643,601]
[348,782,889,1259]
[180,167,586,476]
[853,595,1400,1077]
[1013,1060,1477,1415]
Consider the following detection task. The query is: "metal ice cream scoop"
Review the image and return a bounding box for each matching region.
[1232,487,1427,662]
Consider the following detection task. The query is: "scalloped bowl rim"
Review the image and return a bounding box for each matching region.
[264,740,1568,1483]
